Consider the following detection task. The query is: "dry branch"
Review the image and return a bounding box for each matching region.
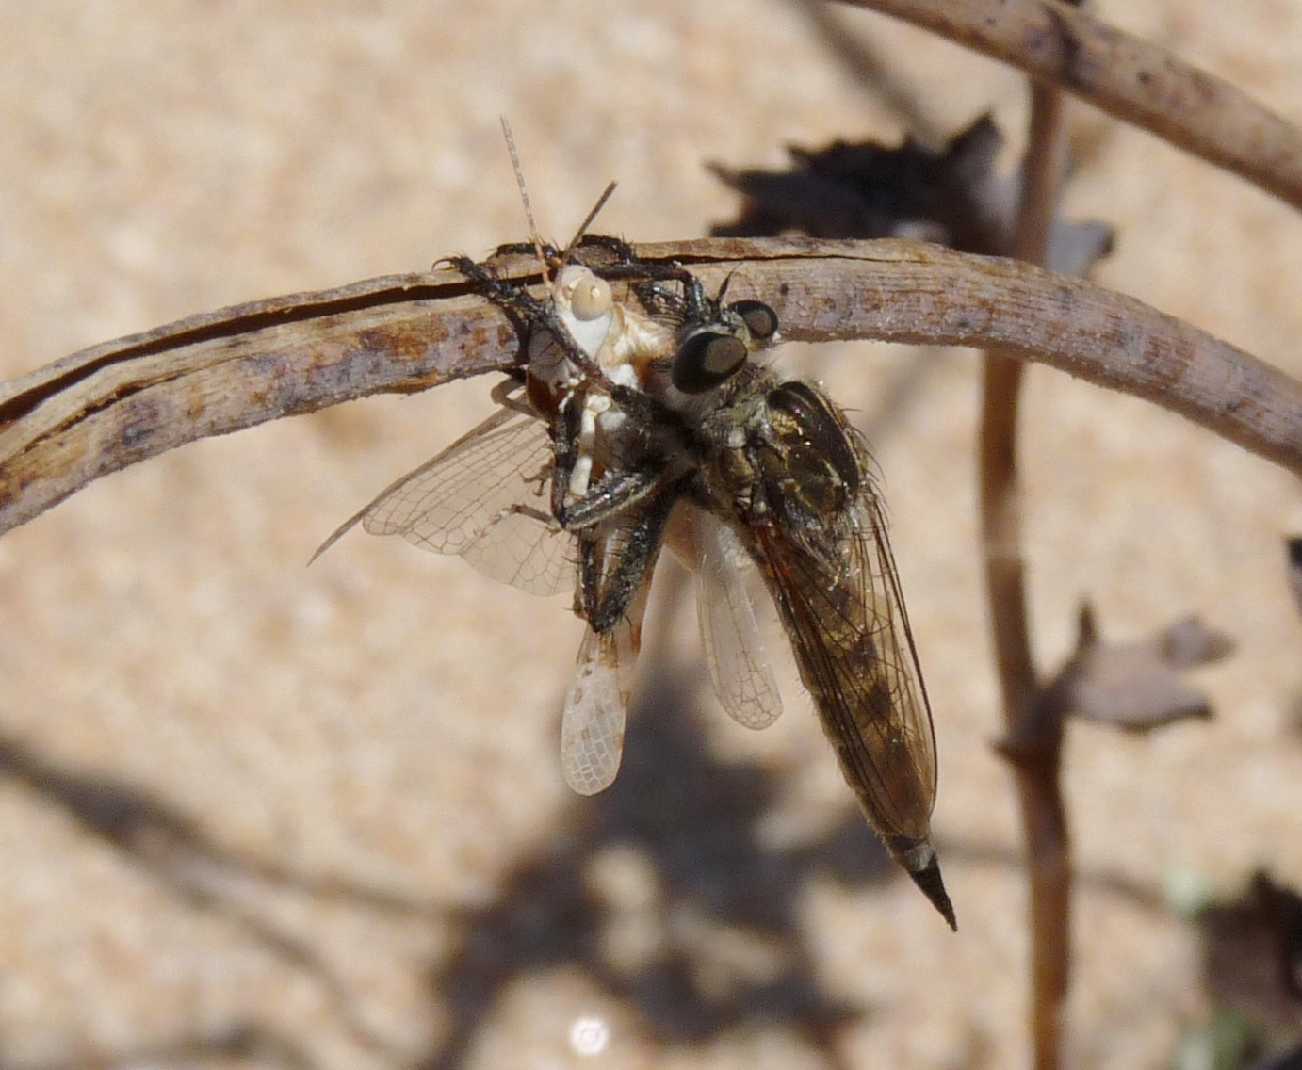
[838,0,1302,211]
[2,236,1301,537]
[1288,537,1302,620]
[980,69,1075,1069]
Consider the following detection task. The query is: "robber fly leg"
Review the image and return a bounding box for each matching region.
[549,386,683,530]
[573,233,633,256]
[599,259,698,293]
[577,483,681,633]
[440,255,550,319]
[490,240,561,261]
[548,391,585,521]
[572,234,692,283]
[568,234,710,318]
[549,400,672,531]
[558,465,675,532]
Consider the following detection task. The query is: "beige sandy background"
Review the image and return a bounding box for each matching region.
[1,3,1300,1068]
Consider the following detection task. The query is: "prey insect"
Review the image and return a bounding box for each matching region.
[313,230,785,792]
[314,117,784,797]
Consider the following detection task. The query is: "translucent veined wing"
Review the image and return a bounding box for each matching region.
[560,626,628,795]
[559,580,647,795]
[753,484,952,927]
[753,487,936,840]
[312,403,576,597]
[691,509,783,730]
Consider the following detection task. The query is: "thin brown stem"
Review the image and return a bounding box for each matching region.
[2,237,1300,538]
[981,76,1074,1068]
[837,0,1302,211]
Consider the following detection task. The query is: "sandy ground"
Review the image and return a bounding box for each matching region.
[1,3,1300,1068]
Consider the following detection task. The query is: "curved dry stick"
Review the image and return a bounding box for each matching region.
[981,74,1074,1069]
[1,237,1300,537]
[838,0,1302,211]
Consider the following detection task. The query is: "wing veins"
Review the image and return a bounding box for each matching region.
[756,500,934,836]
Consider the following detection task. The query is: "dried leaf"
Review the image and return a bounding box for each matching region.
[1200,871,1302,1050]
[708,116,1113,275]
[1062,603,1234,732]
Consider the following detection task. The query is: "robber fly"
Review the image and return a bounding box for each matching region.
[312,239,954,928]
[625,274,954,930]
[314,126,953,927]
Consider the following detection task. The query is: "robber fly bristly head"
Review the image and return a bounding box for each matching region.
[670,291,782,395]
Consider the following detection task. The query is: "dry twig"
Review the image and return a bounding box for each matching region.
[838,0,1302,211]
[1288,538,1302,620]
[814,3,1302,1062]
[979,68,1075,1068]
[2,237,1300,538]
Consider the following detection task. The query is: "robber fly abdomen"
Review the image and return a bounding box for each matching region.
[681,363,954,929]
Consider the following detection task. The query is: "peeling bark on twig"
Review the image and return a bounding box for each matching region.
[838,0,1302,211]
[2,237,1301,538]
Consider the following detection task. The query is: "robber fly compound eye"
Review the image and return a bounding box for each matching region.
[557,265,613,321]
[728,299,779,343]
[672,330,750,394]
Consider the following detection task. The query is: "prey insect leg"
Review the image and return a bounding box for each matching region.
[488,376,536,415]
[547,390,677,529]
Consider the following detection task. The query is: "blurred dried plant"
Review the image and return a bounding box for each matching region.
[1198,871,1302,1064]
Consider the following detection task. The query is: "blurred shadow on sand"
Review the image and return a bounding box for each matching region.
[417,662,896,1070]
[0,728,424,1066]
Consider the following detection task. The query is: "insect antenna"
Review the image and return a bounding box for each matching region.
[560,179,618,265]
[500,116,551,283]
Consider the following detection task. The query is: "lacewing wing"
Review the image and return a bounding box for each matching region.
[311,389,785,796]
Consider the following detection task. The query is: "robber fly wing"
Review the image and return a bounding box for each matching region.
[692,510,783,730]
[312,405,575,598]
[558,576,649,795]
[755,490,936,840]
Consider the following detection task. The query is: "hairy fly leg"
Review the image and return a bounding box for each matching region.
[546,382,683,542]
[575,481,682,634]
[558,465,673,532]
[488,239,560,262]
